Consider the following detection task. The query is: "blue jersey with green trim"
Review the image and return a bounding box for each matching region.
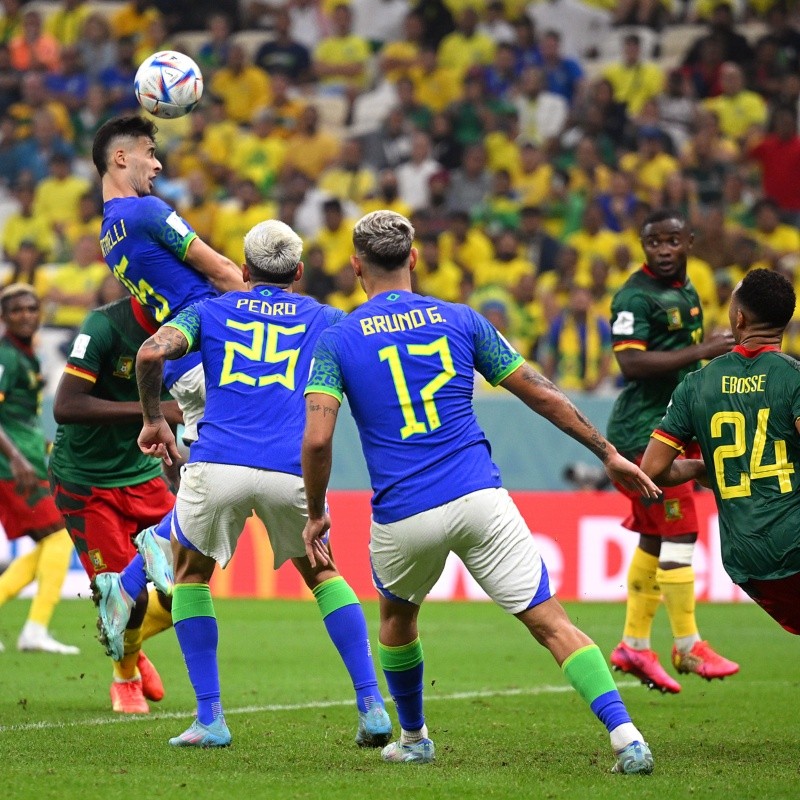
[167,286,344,474]
[101,195,211,324]
[305,290,524,523]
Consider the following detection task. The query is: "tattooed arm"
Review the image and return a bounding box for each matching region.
[135,326,189,465]
[500,364,660,499]
[301,392,341,568]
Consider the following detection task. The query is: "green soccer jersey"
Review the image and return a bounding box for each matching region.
[655,346,800,583]
[0,335,47,480]
[606,268,704,456]
[49,297,169,488]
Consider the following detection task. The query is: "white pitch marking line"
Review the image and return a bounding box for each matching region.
[0,681,641,733]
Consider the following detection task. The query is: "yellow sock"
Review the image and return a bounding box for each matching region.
[0,546,40,606]
[141,587,173,641]
[28,529,73,628]
[622,547,661,642]
[112,627,143,681]
[657,566,698,639]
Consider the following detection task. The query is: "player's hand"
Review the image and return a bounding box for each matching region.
[302,515,332,568]
[138,418,181,466]
[604,452,662,500]
[10,452,38,496]
[701,330,735,359]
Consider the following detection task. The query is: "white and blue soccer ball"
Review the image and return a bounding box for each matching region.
[134,50,204,119]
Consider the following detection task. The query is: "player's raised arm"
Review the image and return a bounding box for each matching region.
[136,325,190,465]
[184,237,247,294]
[500,363,661,499]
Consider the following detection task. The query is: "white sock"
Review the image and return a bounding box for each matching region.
[400,724,428,744]
[622,636,650,651]
[610,722,644,753]
[674,633,700,654]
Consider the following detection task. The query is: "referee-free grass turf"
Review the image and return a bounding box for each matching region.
[0,598,797,800]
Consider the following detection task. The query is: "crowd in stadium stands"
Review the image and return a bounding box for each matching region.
[1,0,800,394]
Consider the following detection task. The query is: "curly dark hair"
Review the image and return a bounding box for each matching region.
[92,115,158,177]
[737,268,796,329]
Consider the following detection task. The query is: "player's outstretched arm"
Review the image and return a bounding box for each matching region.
[615,330,734,381]
[500,363,661,499]
[184,238,247,294]
[136,326,189,466]
[301,392,340,568]
[641,438,708,487]
[54,371,182,426]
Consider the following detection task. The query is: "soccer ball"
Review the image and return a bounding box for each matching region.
[134,50,204,119]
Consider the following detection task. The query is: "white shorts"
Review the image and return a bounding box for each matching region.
[173,462,311,569]
[169,362,205,444]
[370,487,551,614]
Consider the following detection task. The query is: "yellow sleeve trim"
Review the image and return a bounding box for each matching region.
[63,366,97,384]
[613,342,647,352]
[651,431,685,452]
[304,386,344,403]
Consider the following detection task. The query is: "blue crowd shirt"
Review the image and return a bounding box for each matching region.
[305,290,525,523]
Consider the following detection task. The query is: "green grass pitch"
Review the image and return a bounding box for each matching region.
[0,598,797,800]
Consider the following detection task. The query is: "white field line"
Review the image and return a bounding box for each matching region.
[0,681,641,733]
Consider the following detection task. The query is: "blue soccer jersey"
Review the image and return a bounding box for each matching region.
[166,286,345,474]
[101,195,215,324]
[305,290,525,523]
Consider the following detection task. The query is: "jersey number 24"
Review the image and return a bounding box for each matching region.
[711,408,795,499]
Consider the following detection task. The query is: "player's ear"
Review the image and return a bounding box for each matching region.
[294,261,304,283]
[112,146,127,167]
[241,262,251,283]
[350,254,362,278]
[408,246,418,273]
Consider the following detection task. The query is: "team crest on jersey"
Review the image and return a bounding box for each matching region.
[666,307,682,330]
[89,549,107,571]
[664,499,683,521]
[113,356,134,379]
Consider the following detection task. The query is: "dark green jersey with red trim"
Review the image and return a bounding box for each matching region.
[50,297,170,487]
[655,345,800,582]
[0,335,47,480]
[607,267,704,456]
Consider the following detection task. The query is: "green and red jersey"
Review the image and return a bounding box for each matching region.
[654,345,800,583]
[607,266,704,457]
[0,334,47,480]
[49,297,170,488]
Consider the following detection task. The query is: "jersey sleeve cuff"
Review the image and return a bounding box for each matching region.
[179,232,198,261]
[613,340,647,352]
[163,321,194,350]
[64,364,98,383]
[490,354,525,386]
[304,385,344,403]
[651,429,686,452]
